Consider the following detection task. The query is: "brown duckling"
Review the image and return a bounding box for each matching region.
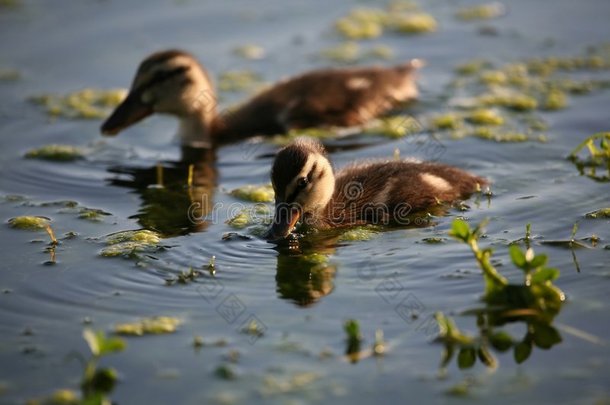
[101,49,422,147]
[264,138,486,240]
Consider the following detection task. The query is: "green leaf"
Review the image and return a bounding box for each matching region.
[344,319,361,340]
[450,219,470,241]
[529,253,548,269]
[531,267,560,284]
[83,329,126,357]
[88,367,118,393]
[532,323,562,349]
[477,346,497,368]
[514,340,532,364]
[489,331,513,352]
[509,245,526,269]
[457,347,476,369]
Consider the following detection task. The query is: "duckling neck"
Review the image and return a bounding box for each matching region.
[177,109,216,148]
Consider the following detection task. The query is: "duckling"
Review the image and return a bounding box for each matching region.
[265,138,486,240]
[101,49,422,147]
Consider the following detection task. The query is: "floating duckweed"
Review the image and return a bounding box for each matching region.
[24,144,85,162]
[455,59,492,76]
[114,316,180,336]
[365,116,420,138]
[78,208,111,221]
[229,184,274,203]
[218,70,264,93]
[431,113,463,130]
[387,0,419,12]
[391,13,438,34]
[585,208,610,219]
[226,206,271,230]
[338,227,379,241]
[366,45,394,60]
[320,42,360,63]
[101,230,162,257]
[48,389,79,404]
[472,128,528,142]
[479,92,538,111]
[467,108,505,125]
[30,88,127,119]
[456,2,505,21]
[334,7,388,40]
[543,89,568,110]
[8,216,49,230]
[233,44,265,60]
[479,70,508,85]
[0,68,20,81]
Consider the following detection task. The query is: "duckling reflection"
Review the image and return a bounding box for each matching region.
[274,233,339,307]
[106,146,216,237]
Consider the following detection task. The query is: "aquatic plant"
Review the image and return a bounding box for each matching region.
[100,230,162,258]
[8,215,57,244]
[229,184,274,203]
[568,132,610,182]
[28,330,126,405]
[233,44,265,60]
[30,88,126,119]
[24,144,85,162]
[217,70,264,93]
[434,220,566,371]
[114,316,180,336]
[455,2,505,21]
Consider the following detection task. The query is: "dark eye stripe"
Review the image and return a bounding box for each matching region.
[138,65,190,92]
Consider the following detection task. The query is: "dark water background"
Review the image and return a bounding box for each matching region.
[1,0,609,403]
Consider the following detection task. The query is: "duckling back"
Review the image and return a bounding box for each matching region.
[328,160,485,226]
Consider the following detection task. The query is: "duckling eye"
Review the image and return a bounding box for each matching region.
[296,177,309,189]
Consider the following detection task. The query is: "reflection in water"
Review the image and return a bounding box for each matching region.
[274,234,339,307]
[106,147,216,237]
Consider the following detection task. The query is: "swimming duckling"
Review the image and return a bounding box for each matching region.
[264,138,486,240]
[101,49,422,147]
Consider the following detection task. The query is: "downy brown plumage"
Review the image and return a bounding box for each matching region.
[265,138,487,240]
[101,49,422,147]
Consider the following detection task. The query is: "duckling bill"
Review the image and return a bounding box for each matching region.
[265,138,487,240]
[101,49,422,146]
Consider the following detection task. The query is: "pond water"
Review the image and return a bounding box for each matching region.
[1,0,609,404]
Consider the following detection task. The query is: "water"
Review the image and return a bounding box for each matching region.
[1,0,610,403]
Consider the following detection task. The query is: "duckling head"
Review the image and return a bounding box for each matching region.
[265,138,335,240]
[101,50,216,145]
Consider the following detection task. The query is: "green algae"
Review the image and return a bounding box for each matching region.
[30,88,126,119]
[24,144,85,162]
[364,116,421,138]
[0,68,20,81]
[335,9,385,40]
[585,208,610,219]
[431,113,463,130]
[543,89,569,110]
[391,12,438,34]
[233,44,265,60]
[456,2,505,21]
[319,42,360,63]
[229,184,274,203]
[100,230,162,257]
[467,108,505,125]
[337,226,380,242]
[455,59,492,76]
[217,70,264,93]
[114,316,180,336]
[8,216,49,230]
